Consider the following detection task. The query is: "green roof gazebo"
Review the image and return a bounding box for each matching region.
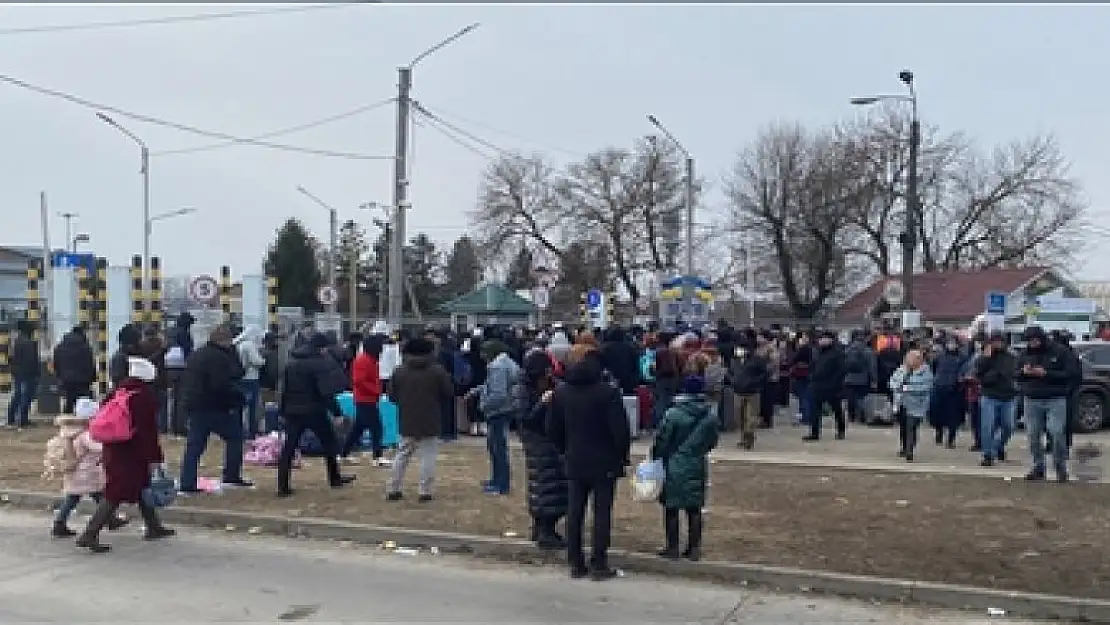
[439,283,538,329]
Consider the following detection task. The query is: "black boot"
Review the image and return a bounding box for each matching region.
[658,508,680,559]
[51,520,76,538]
[75,500,117,553]
[535,517,566,551]
[683,509,703,561]
[139,503,175,541]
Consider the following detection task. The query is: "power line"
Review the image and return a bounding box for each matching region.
[418,103,584,158]
[0,73,394,160]
[153,97,396,156]
[413,102,505,154]
[413,109,495,160]
[0,5,367,37]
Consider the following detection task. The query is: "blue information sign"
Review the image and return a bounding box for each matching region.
[985,292,1007,315]
[586,289,602,309]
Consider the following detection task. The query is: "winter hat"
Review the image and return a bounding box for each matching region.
[403,337,435,356]
[75,397,98,420]
[118,323,142,347]
[309,332,330,350]
[681,375,705,395]
[127,356,158,382]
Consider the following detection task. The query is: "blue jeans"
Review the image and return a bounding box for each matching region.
[238,379,261,439]
[55,491,103,523]
[179,409,245,491]
[793,379,814,425]
[1024,396,1068,474]
[979,396,1015,461]
[6,376,36,426]
[485,414,511,493]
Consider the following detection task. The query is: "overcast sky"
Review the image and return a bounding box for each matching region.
[1,3,1107,282]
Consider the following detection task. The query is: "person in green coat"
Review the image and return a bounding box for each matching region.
[650,366,719,561]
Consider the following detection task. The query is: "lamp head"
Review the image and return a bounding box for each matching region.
[850,97,880,106]
[898,69,914,86]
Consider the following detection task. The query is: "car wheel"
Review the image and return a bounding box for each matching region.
[1075,392,1105,434]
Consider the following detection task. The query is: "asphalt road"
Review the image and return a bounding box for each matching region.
[0,509,1036,623]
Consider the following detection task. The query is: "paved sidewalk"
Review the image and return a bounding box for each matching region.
[459,415,1110,482]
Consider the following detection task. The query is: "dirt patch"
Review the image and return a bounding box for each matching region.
[3,427,1109,599]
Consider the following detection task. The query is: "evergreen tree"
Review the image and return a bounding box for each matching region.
[443,235,482,298]
[505,246,534,291]
[334,219,374,314]
[402,233,444,315]
[264,218,323,312]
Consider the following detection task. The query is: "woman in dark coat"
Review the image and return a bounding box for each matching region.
[76,356,174,553]
[519,350,568,550]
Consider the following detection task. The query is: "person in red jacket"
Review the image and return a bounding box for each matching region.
[341,335,389,466]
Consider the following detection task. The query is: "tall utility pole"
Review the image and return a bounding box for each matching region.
[388,23,479,329]
[96,112,152,317]
[59,212,78,253]
[851,69,919,312]
[295,185,340,314]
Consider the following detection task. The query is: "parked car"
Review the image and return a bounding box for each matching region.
[1012,341,1110,434]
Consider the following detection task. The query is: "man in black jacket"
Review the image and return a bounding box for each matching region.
[178,325,251,493]
[52,325,96,413]
[1016,326,1077,483]
[806,331,847,441]
[7,320,39,428]
[277,332,354,497]
[975,331,1018,467]
[546,347,631,581]
[729,342,768,450]
[1047,330,1082,453]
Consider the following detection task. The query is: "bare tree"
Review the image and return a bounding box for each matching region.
[634,136,686,274]
[726,123,870,319]
[920,134,1086,271]
[470,152,565,265]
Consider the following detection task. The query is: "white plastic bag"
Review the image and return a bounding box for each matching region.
[631,458,665,502]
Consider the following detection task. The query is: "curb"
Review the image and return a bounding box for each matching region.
[2,488,1108,622]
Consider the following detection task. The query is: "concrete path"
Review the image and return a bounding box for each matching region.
[460,415,1110,481]
[0,509,1036,624]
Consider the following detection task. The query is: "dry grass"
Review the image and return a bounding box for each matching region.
[4,426,1109,599]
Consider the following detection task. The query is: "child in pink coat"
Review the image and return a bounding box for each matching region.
[44,399,128,537]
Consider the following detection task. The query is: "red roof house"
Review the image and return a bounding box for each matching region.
[834,267,1068,326]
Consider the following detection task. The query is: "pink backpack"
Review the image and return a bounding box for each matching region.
[89,390,136,444]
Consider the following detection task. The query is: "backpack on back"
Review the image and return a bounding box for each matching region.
[480,362,524,418]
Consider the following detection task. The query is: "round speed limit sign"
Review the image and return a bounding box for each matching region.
[188,275,219,303]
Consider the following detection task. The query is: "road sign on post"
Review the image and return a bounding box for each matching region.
[585,288,609,329]
[187,275,219,307]
[985,291,1007,315]
[317,285,338,307]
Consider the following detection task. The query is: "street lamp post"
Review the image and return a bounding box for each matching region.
[296,186,339,314]
[389,23,479,329]
[58,212,79,253]
[72,233,91,253]
[646,115,695,281]
[96,112,152,314]
[851,69,919,312]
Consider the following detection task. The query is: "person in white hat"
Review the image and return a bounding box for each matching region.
[76,356,174,553]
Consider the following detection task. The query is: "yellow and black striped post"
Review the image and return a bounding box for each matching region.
[130,255,144,325]
[149,256,163,328]
[26,259,42,344]
[76,264,92,328]
[607,292,618,326]
[0,323,11,394]
[266,276,278,334]
[94,257,109,397]
[578,292,588,326]
[219,265,232,321]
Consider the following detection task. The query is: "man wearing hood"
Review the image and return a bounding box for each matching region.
[805,331,847,442]
[842,330,877,425]
[277,332,355,497]
[1016,326,1077,483]
[109,324,144,389]
[234,326,267,439]
[478,339,522,495]
[600,327,639,396]
[53,325,96,414]
[546,344,631,581]
[170,312,195,360]
[386,337,454,502]
[929,335,968,448]
[178,324,251,493]
[976,331,1018,467]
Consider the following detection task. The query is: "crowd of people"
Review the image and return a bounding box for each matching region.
[26,312,1087,563]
